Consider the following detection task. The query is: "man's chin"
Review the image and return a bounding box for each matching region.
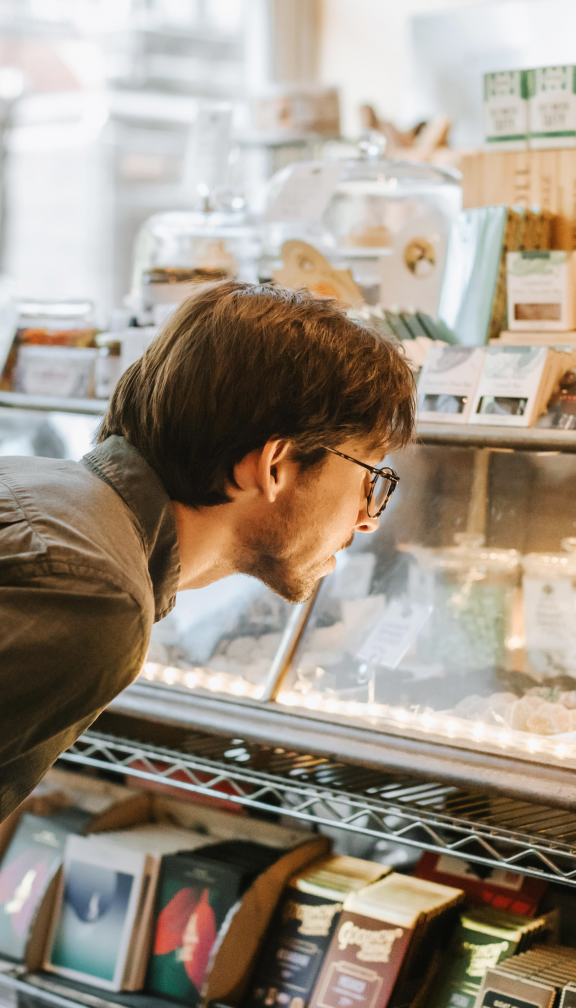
[257,564,329,604]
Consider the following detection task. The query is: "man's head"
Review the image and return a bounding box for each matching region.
[99,281,415,601]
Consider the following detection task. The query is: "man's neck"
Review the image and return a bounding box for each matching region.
[171,500,238,590]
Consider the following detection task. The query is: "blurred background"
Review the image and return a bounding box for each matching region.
[0,0,573,320]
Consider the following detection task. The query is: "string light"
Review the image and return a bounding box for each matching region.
[140,663,576,765]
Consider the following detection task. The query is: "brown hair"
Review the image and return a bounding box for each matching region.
[99,281,415,507]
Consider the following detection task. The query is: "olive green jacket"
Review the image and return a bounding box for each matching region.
[0,435,180,821]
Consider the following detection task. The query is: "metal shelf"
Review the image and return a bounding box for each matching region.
[1,389,575,451]
[0,392,108,415]
[416,421,576,452]
[0,963,172,1008]
[61,727,576,887]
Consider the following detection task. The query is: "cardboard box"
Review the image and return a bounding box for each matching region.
[529,67,576,149]
[484,72,529,151]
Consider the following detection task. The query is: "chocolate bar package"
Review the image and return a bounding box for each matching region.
[148,841,283,1005]
[309,872,463,1008]
[0,808,89,965]
[429,906,548,1008]
[244,855,388,1008]
[413,853,547,916]
[44,833,158,991]
[475,967,558,1008]
[561,983,576,1008]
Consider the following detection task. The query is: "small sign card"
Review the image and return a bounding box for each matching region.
[356,599,432,669]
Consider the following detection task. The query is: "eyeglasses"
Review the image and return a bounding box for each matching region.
[321,447,400,518]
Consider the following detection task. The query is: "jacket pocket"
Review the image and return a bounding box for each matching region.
[0,481,47,564]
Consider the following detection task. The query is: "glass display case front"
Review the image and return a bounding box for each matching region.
[277,441,576,767]
[140,437,576,771]
[141,574,302,701]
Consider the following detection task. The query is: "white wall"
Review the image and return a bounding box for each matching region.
[318,0,497,137]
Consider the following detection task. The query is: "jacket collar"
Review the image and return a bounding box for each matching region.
[82,435,180,621]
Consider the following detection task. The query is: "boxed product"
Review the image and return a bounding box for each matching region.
[417,345,486,423]
[308,872,463,1008]
[148,841,283,1005]
[468,346,573,427]
[44,833,160,991]
[428,906,549,1008]
[475,946,576,1008]
[89,823,211,990]
[0,808,90,968]
[150,835,330,1008]
[475,967,560,1008]
[244,855,389,1008]
[14,345,97,398]
[413,852,546,916]
[484,71,529,151]
[507,252,576,331]
[529,66,576,149]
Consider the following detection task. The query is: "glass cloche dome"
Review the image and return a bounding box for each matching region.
[131,210,261,322]
[261,155,462,311]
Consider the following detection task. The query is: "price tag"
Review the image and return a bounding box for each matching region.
[265,162,342,223]
[356,599,432,669]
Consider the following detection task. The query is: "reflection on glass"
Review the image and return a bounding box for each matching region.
[141,574,296,699]
[281,444,576,768]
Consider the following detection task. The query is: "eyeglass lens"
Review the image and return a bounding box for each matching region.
[368,474,395,516]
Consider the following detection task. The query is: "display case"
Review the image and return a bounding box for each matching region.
[4,393,576,800]
[134,426,576,786]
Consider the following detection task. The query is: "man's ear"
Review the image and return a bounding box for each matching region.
[233,439,293,502]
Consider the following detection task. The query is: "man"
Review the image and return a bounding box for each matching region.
[0,281,414,821]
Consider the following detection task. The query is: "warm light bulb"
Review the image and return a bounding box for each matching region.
[231,679,246,695]
[184,672,198,689]
[208,676,223,691]
[163,667,177,685]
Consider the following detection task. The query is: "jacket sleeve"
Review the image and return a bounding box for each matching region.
[0,574,149,821]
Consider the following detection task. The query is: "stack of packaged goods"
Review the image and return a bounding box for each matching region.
[0,769,576,1008]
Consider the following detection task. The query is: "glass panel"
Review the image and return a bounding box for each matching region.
[141,574,298,700]
[0,407,99,460]
[281,443,576,768]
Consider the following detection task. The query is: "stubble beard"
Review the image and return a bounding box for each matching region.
[236,524,356,604]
